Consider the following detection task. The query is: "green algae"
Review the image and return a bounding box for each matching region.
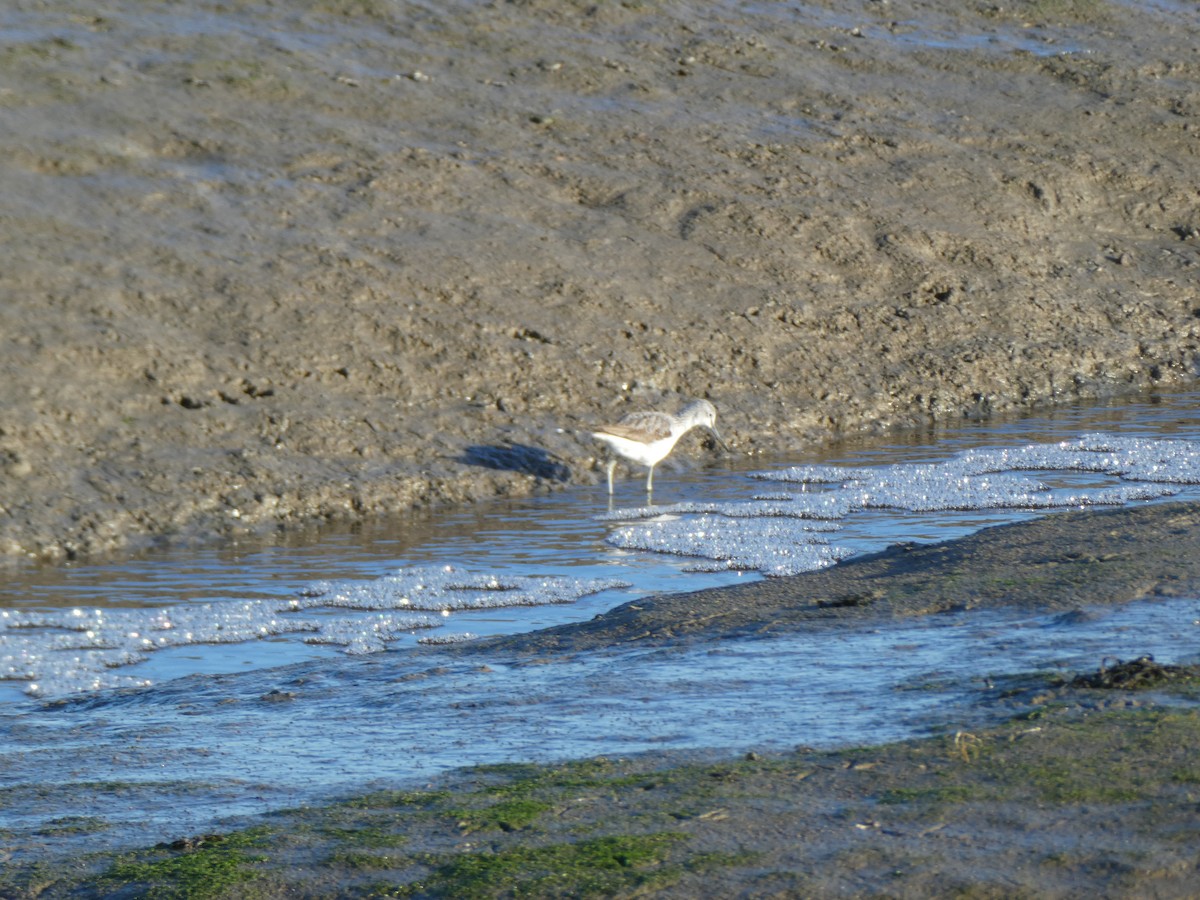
[34,816,111,836]
[402,832,689,899]
[0,862,60,900]
[93,827,274,900]
[321,847,409,871]
[867,708,1200,810]
[878,784,976,806]
[466,756,661,796]
[450,797,554,834]
[339,789,452,810]
[317,824,410,849]
[10,704,1200,898]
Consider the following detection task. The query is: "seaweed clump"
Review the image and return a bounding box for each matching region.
[1070,655,1200,690]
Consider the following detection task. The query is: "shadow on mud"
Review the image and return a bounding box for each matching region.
[459,444,571,482]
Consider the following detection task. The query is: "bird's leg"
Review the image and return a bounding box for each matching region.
[606,459,617,494]
[646,464,654,493]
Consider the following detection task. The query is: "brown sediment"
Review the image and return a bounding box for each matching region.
[1,0,1199,561]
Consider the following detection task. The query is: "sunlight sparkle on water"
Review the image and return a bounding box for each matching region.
[0,568,627,696]
[598,433,1194,575]
[3,431,1200,698]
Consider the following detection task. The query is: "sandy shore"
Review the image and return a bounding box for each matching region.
[2,0,1199,561]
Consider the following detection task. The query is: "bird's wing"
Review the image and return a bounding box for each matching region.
[597,411,674,443]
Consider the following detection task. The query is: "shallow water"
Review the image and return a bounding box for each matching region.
[4,390,1200,859]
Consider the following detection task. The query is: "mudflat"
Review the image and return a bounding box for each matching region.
[2,0,1200,560]
[5,1,1200,895]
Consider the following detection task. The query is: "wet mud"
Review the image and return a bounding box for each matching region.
[3,0,1200,560]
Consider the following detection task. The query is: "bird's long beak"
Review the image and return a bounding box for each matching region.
[708,427,730,453]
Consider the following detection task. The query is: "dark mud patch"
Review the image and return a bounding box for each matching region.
[1070,655,1200,691]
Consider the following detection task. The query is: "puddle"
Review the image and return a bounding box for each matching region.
[3,390,1200,860]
